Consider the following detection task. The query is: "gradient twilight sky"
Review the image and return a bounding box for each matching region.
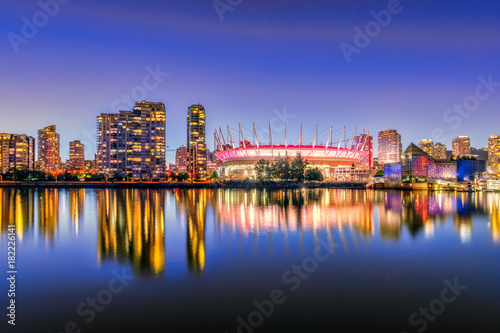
[1,0,499,162]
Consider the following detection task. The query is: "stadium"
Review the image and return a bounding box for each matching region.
[214,123,373,179]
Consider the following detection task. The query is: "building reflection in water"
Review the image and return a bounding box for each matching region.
[96,189,165,277]
[69,189,85,236]
[0,188,34,241]
[175,190,208,274]
[2,187,500,274]
[38,188,59,242]
[379,192,403,240]
[489,193,500,243]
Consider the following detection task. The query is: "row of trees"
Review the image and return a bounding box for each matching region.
[0,166,107,181]
[0,167,219,182]
[255,154,323,182]
[449,155,477,161]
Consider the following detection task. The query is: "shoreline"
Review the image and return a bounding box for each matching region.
[0,181,495,192]
[0,181,367,190]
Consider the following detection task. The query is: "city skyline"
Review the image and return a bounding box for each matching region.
[2,0,499,162]
[2,107,499,168]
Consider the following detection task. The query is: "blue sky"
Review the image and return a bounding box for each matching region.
[1,0,499,162]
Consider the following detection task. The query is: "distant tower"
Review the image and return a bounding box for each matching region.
[187,104,207,178]
[175,145,188,173]
[38,125,61,173]
[418,139,434,157]
[488,135,500,175]
[68,140,85,172]
[378,129,402,165]
[452,136,471,157]
[433,143,447,160]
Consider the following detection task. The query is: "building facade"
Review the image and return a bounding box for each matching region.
[384,143,457,183]
[488,135,500,175]
[452,136,471,157]
[457,160,487,181]
[433,143,447,160]
[418,139,434,157]
[353,134,373,170]
[96,101,166,179]
[68,140,85,172]
[378,129,402,165]
[175,145,188,173]
[187,104,207,178]
[38,125,61,173]
[0,133,35,173]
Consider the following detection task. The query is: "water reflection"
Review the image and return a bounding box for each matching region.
[96,189,165,277]
[38,188,59,242]
[1,188,499,276]
[213,189,376,235]
[69,189,85,235]
[175,190,209,274]
[0,188,34,241]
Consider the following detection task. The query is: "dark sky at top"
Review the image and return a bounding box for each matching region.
[1,0,499,161]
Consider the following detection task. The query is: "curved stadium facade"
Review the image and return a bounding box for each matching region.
[214,124,372,179]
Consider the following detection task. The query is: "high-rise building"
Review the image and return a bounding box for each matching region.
[488,135,500,175]
[38,125,61,173]
[68,140,85,172]
[452,136,471,157]
[175,145,188,173]
[378,130,402,165]
[187,104,207,178]
[0,133,35,173]
[353,134,373,169]
[433,143,447,160]
[97,101,166,179]
[418,139,434,157]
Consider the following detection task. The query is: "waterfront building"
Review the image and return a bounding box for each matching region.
[378,130,402,165]
[457,160,487,181]
[384,143,457,183]
[38,125,61,173]
[0,133,35,173]
[175,145,188,173]
[68,140,85,172]
[168,163,177,173]
[418,139,434,157]
[452,136,471,157]
[433,142,447,160]
[187,104,207,178]
[488,135,500,175]
[96,101,166,179]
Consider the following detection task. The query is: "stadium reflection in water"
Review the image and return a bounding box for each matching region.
[1,188,500,275]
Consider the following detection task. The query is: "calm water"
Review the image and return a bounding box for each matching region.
[1,188,499,332]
